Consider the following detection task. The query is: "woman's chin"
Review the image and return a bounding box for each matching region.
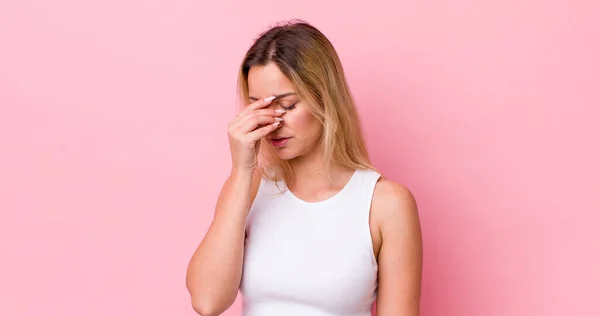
[273,148,297,161]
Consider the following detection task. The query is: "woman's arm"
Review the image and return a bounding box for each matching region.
[371,180,423,316]
[185,168,261,316]
[186,96,281,316]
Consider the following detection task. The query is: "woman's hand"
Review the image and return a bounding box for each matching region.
[227,96,284,172]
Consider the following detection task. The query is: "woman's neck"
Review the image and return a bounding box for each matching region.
[287,148,353,192]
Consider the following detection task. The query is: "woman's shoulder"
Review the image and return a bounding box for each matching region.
[372,178,416,205]
[369,177,423,309]
[370,178,420,234]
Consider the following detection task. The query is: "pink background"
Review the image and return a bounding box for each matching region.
[1,1,599,315]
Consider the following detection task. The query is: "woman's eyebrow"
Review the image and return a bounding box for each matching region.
[248,92,297,101]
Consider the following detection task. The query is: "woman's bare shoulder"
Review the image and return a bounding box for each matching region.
[370,178,420,235]
[370,178,423,313]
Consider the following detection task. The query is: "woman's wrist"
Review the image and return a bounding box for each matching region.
[230,167,255,181]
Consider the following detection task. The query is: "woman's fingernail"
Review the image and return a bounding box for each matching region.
[275,117,283,122]
[275,109,286,113]
[272,121,281,126]
[264,96,276,102]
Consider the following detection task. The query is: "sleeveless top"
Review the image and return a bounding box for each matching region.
[240,169,382,316]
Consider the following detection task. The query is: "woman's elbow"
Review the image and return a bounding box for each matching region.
[191,298,222,316]
[190,294,236,316]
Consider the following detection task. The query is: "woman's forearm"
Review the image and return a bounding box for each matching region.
[186,170,254,316]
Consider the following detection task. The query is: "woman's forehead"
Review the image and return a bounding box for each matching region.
[248,64,295,96]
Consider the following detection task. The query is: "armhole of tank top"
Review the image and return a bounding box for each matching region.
[365,171,382,269]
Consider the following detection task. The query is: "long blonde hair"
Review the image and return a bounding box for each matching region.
[237,20,379,185]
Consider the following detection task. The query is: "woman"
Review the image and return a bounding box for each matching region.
[186,20,423,316]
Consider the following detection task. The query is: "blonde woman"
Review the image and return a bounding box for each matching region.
[186,20,423,316]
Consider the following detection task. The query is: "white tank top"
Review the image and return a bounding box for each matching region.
[240,169,381,316]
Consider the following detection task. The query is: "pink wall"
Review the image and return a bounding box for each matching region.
[1,1,598,315]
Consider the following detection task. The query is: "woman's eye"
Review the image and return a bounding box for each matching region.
[282,103,296,110]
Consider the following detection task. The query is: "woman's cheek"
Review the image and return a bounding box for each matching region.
[292,108,317,130]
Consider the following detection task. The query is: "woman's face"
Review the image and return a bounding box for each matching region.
[247,63,322,161]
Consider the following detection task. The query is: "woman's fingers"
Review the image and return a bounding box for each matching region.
[230,106,285,132]
[245,96,277,112]
[246,121,281,140]
[239,114,282,134]
[236,96,276,118]
[249,108,285,118]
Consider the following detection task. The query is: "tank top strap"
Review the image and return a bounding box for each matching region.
[342,168,382,269]
[344,169,382,201]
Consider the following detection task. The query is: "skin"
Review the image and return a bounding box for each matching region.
[185,62,423,316]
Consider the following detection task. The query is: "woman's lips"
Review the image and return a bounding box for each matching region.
[270,137,290,147]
